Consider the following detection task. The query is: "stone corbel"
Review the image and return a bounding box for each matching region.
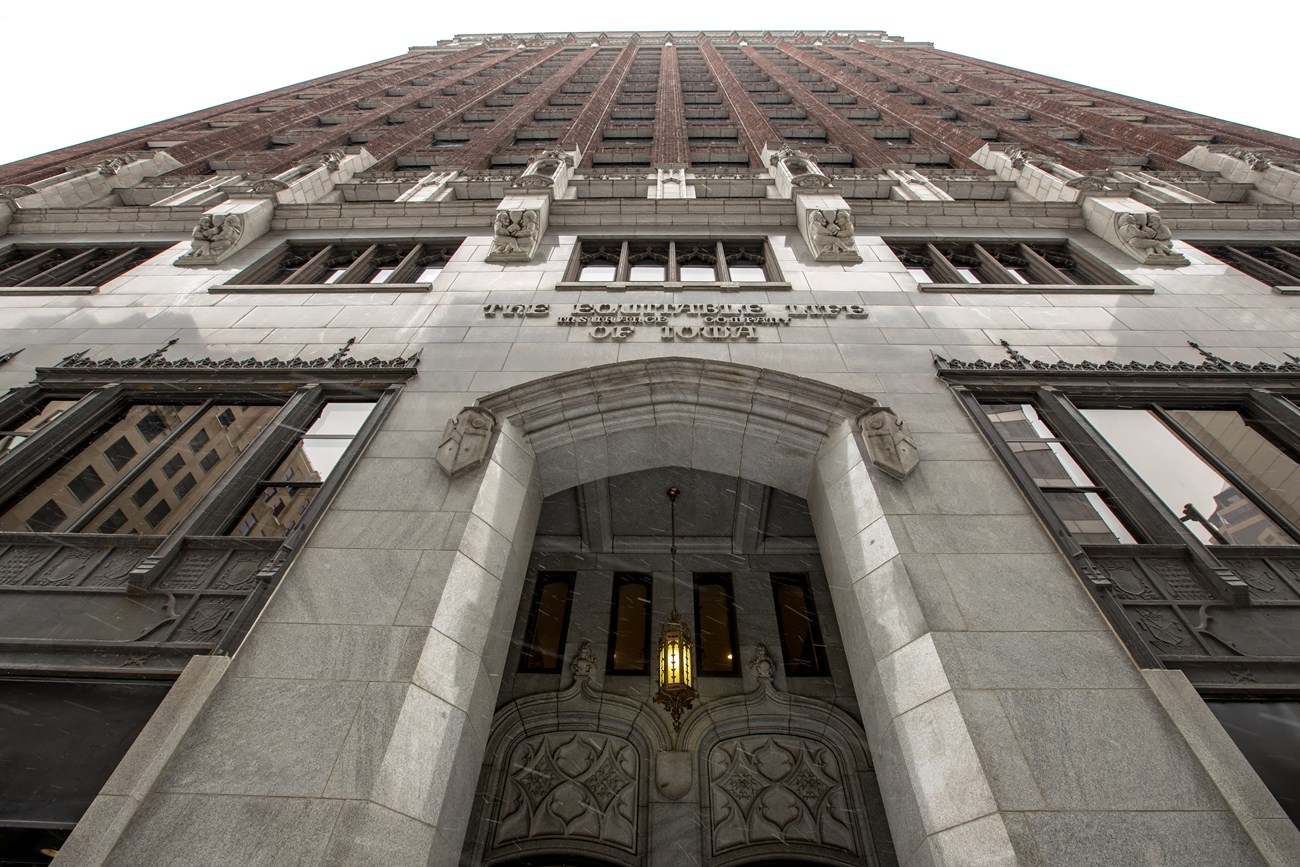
[1179,145,1300,204]
[512,146,579,199]
[971,144,1092,202]
[231,148,376,205]
[0,152,181,211]
[436,406,497,477]
[485,195,548,263]
[858,406,920,480]
[1082,197,1189,266]
[797,193,862,263]
[174,199,273,267]
[395,169,459,203]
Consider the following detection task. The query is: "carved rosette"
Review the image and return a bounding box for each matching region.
[493,732,639,852]
[709,735,857,856]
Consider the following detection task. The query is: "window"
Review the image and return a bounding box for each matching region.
[886,239,1137,291]
[222,239,462,291]
[945,359,1300,828]
[0,244,167,294]
[607,572,652,674]
[519,572,575,673]
[694,573,739,675]
[771,573,827,676]
[564,239,782,287]
[0,385,395,540]
[1192,242,1300,293]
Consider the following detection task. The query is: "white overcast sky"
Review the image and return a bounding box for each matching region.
[1,0,1296,167]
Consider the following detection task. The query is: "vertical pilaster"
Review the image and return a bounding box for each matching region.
[561,42,640,166]
[651,46,689,166]
[698,42,780,166]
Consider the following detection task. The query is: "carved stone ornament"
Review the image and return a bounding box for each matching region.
[1065,174,1112,191]
[95,155,130,176]
[314,149,345,172]
[249,178,290,194]
[0,184,38,201]
[531,147,576,169]
[656,750,692,801]
[935,339,1300,376]
[1004,145,1032,168]
[858,405,920,480]
[494,732,639,852]
[489,208,541,259]
[1115,212,1189,266]
[436,406,497,477]
[513,173,555,189]
[806,208,859,261]
[178,213,244,263]
[571,640,596,679]
[1227,147,1272,171]
[770,144,833,188]
[750,643,775,681]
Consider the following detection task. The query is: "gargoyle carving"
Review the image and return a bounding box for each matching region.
[807,209,857,257]
[180,213,244,261]
[490,209,540,256]
[1116,212,1188,265]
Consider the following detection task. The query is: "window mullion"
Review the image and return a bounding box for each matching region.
[923,243,965,283]
[65,399,217,532]
[76,248,145,288]
[1017,243,1072,284]
[1266,245,1300,278]
[715,241,728,281]
[667,241,678,282]
[1246,389,1300,456]
[286,245,336,283]
[388,243,425,283]
[0,385,124,506]
[616,241,630,281]
[336,244,379,284]
[1221,247,1294,287]
[971,244,1016,283]
[1154,406,1300,544]
[0,250,59,284]
[1034,390,1191,545]
[18,249,100,287]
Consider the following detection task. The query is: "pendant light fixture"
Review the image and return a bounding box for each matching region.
[654,486,696,732]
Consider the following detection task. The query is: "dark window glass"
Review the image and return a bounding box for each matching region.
[199,449,220,472]
[130,480,158,508]
[1082,409,1295,546]
[144,500,172,528]
[608,573,652,674]
[104,437,137,470]
[135,412,167,442]
[66,466,104,503]
[188,428,210,453]
[771,573,827,676]
[694,573,739,675]
[217,409,237,428]
[161,454,185,478]
[1207,700,1300,827]
[173,473,197,500]
[520,572,575,672]
[26,501,66,533]
[0,400,78,454]
[97,510,127,534]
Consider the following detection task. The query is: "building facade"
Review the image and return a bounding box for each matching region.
[1,29,1299,867]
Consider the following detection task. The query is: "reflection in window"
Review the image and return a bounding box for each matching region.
[694,573,738,675]
[519,572,575,672]
[229,402,376,538]
[983,404,1137,544]
[608,573,652,674]
[771,573,827,676]
[0,400,77,454]
[1082,409,1295,546]
[1207,700,1300,826]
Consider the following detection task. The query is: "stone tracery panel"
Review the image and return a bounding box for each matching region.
[708,735,857,857]
[493,731,640,852]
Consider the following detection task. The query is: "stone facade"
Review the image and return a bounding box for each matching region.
[1,29,1299,867]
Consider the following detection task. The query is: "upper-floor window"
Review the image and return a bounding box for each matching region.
[771,573,828,676]
[1192,242,1300,294]
[563,239,782,288]
[607,572,653,674]
[0,244,167,294]
[223,239,462,291]
[694,572,739,675]
[518,571,575,673]
[886,239,1134,291]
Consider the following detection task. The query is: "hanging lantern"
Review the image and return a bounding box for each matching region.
[653,486,697,732]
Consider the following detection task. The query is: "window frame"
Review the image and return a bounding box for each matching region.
[1189,241,1300,295]
[606,571,653,675]
[517,571,576,674]
[770,572,829,677]
[693,572,740,676]
[884,237,1144,293]
[0,242,169,296]
[559,238,790,290]
[217,237,463,293]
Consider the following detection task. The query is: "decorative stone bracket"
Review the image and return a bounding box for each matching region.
[0,151,181,219]
[970,144,1117,203]
[1082,197,1189,266]
[174,199,273,267]
[229,148,376,205]
[858,406,920,480]
[764,143,835,198]
[436,406,498,477]
[761,145,861,263]
[650,165,695,199]
[485,196,548,263]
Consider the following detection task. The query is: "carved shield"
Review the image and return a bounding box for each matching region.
[436,407,496,477]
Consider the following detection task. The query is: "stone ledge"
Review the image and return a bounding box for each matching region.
[917,282,1150,294]
[554,281,792,292]
[209,282,433,294]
